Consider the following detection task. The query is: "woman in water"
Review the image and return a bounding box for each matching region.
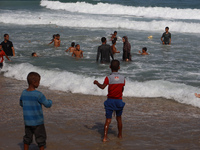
[122,36,131,61]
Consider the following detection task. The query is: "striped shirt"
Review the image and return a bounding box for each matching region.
[20,90,52,126]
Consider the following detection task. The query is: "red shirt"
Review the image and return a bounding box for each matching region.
[0,50,6,63]
[103,72,125,99]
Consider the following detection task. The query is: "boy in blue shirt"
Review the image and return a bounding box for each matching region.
[20,72,52,150]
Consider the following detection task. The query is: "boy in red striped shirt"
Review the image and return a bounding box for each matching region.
[94,59,125,142]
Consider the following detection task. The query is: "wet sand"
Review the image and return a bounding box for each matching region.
[1,74,200,150]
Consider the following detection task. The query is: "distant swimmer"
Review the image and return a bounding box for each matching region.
[72,44,83,58]
[48,34,60,47]
[110,31,117,41]
[111,40,120,55]
[139,47,149,55]
[1,34,15,56]
[0,44,11,69]
[161,27,171,45]
[122,36,131,61]
[32,52,38,57]
[65,42,76,53]
[96,37,114,63]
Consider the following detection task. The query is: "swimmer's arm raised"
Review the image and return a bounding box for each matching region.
[93,80,107,89]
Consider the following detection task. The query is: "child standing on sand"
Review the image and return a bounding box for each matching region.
[20,72,52,150]
[0,44,11,69]
[93,60,125,142]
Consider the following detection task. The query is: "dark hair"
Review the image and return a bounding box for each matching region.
[75,44,79,47]
[53,34,56,38]
[32,52,36,56]
[165,27,169,29]
[114,31,117,34]
[142,47,147,52]
[71,42,75,47]
[27,72,40,85]
[101,37,106,43]
[112,40,116,45]
[4,34,9,37]
[56,34,60,37]
[110,60,120,71]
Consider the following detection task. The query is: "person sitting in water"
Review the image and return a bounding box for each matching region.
[161,27,171,45]
[110,31,117,41]
[111,40,120,55]
[0,44,11,69]
[48,34,60,47]
[65,42,76,53]
[32,52,38,57]
[139,47,149,55]
[72,44,83,58]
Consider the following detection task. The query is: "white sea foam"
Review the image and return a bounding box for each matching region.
[40,0,200,20]
[2,63,200,108]
[1,9,200,33]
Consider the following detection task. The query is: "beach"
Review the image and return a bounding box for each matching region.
[1,74,200,150]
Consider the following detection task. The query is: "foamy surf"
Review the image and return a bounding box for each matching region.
[40,0,200,20]
[1,63,200,108]
[1,9,200,33]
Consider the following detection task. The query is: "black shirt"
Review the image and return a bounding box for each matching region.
[96,44,114,63]
[1,40,14,56]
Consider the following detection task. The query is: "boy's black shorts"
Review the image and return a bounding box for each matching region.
[23,124,46,147]
[0,63,3,69]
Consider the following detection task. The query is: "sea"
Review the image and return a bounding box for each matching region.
[1,0,200,108]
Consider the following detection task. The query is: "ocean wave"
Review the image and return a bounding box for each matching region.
[40,0,200,20]
[2,63,200,108]
[1,10,200,33]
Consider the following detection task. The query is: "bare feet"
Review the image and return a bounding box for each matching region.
[103,136,108,142]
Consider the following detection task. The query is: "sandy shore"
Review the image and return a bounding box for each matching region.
[1,73,200,150]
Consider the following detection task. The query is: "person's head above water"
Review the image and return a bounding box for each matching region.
[27,72,41,86]
[110,59,120,72]
[165,27,169,32]
[114,31,117,35]
[71,42,75,47]
[142,47,147,52]
[32,52,38,57]
[75,44,80,50]
[101,37,107,44]
[4,34,9,41]
[112,39,116,45]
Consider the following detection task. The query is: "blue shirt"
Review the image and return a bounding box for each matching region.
[20,90,52,126]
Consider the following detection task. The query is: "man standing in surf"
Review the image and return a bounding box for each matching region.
[1,34,15,56]
[161,27,171,45]
[96,37,114,63]
[93,60,125,142]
